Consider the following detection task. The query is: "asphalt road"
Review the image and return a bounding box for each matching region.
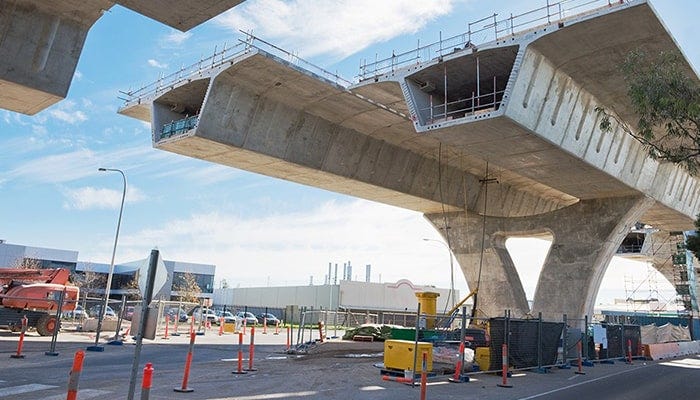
[1,329,699,400]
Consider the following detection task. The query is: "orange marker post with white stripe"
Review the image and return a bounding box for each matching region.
[66,350,85,400]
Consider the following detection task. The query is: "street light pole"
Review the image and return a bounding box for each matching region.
[423,238,456,310]
[87,168,126,352]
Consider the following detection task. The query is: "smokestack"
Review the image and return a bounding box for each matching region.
[328,262,332,285]
[334,263,338,284]
[365,264,371,283]
[342,263,347,281]
[347,261,352,281]
[309,275,313,286]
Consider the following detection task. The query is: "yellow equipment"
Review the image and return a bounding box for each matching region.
[384,340,433,372]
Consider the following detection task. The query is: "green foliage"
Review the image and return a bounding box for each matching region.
[597,50,700,174]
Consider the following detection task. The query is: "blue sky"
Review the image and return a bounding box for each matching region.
[1,0,696,308]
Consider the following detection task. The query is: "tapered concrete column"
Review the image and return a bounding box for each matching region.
[426,195,655,322]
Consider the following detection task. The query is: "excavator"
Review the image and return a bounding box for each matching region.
[0,268,79,335]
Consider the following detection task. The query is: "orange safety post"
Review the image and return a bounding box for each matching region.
[497,344,513,388]
[274,320,280,335]
[219,317,224,336]
[174,331,196,392]
[242,318,247,336]
[286,326,291,351]
[189,316,195,335]
[232,332,247,375]
[172,313,180,336]
[420,351,428,400]
[10,316,28,359]
[449,341,465,383]
[317,321,324,343]
[626,339,633,364]
[164,317,170,340]
[575,340,586,375]
[263,317,268,334]
[66,350,85,400]
[141,362,154,400]
[246,326,257,371]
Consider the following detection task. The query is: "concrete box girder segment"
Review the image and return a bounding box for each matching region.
[128,49,570,217]
[116,0,245,32]
[0,0,245,115]
[359,0,700,231]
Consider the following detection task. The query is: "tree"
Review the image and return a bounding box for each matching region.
[173,272,201,304]
[687,216,700,261]
[597,49,700,258]
[10,257,42,269]
[597,50,700,174]
[70,264,107,296]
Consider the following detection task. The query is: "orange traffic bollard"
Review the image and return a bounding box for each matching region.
[164,317,170,340]
[497,344,513,387]
[189,316,195,335]
[317,321,324,343]
[174,331,196,392]
[420,351,428,400]
[246,326,257,371]
[10,316,28,359]
[449,341,465,382]
[66,350,85,400]
[242,318,247,336]
[274,320,280,335]
[141,362,154,400]
[626,339,633,364]
[575,340,586,375]
[286,326,291,351]
[263,317,267,334]
[232,332,247,375]
[219,317,224,336]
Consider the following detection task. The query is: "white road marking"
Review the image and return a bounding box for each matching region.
[0,384,57,397]
[42,389,112,400]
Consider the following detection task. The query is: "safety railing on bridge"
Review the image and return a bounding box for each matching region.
[358,0,628,81]
[120,32,352,109]
[160,115,199,141]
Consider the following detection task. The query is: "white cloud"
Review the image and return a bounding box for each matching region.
[74,70,83,81]
[147,59,169,69]
[162,30,192,46]
[47,100,88,124]
[215,0,454,60]
[62,185,147,210]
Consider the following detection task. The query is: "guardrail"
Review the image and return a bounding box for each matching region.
[120,32,352,109]
[358,0,627,80]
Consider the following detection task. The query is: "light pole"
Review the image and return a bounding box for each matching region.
[87,168,126,352]
[423,238,456,311]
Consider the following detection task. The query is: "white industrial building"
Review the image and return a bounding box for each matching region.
[213,279,457,313]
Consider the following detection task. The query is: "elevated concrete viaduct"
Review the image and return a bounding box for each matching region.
[118,0,700,323]
[0,0,244,115]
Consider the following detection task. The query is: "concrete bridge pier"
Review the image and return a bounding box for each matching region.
[426,195,655,324]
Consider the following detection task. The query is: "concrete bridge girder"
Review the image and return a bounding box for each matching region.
[149,51,569,218]
[0,0,244,115]
[426,195,655,322]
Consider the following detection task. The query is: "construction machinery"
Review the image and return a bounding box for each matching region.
[0,268,79,335]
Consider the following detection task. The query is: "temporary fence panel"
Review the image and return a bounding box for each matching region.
[489,317,563,370]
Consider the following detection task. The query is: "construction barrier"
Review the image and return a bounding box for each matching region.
[644,341,700,360]
[66,350,85,400]
[141,362,153,400]
[233,332,246,375]
[10,316,28,359]
[174,331,196,393]
[246,326,257,372]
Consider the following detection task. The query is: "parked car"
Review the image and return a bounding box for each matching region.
[257,313,281,326]
[191,307,219,324]
[63,305,87,319]
[88,304,116,318]
[236,311,258,325]
[216,310,238,324]
[123,306,135,321]
[166,308,188,322]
